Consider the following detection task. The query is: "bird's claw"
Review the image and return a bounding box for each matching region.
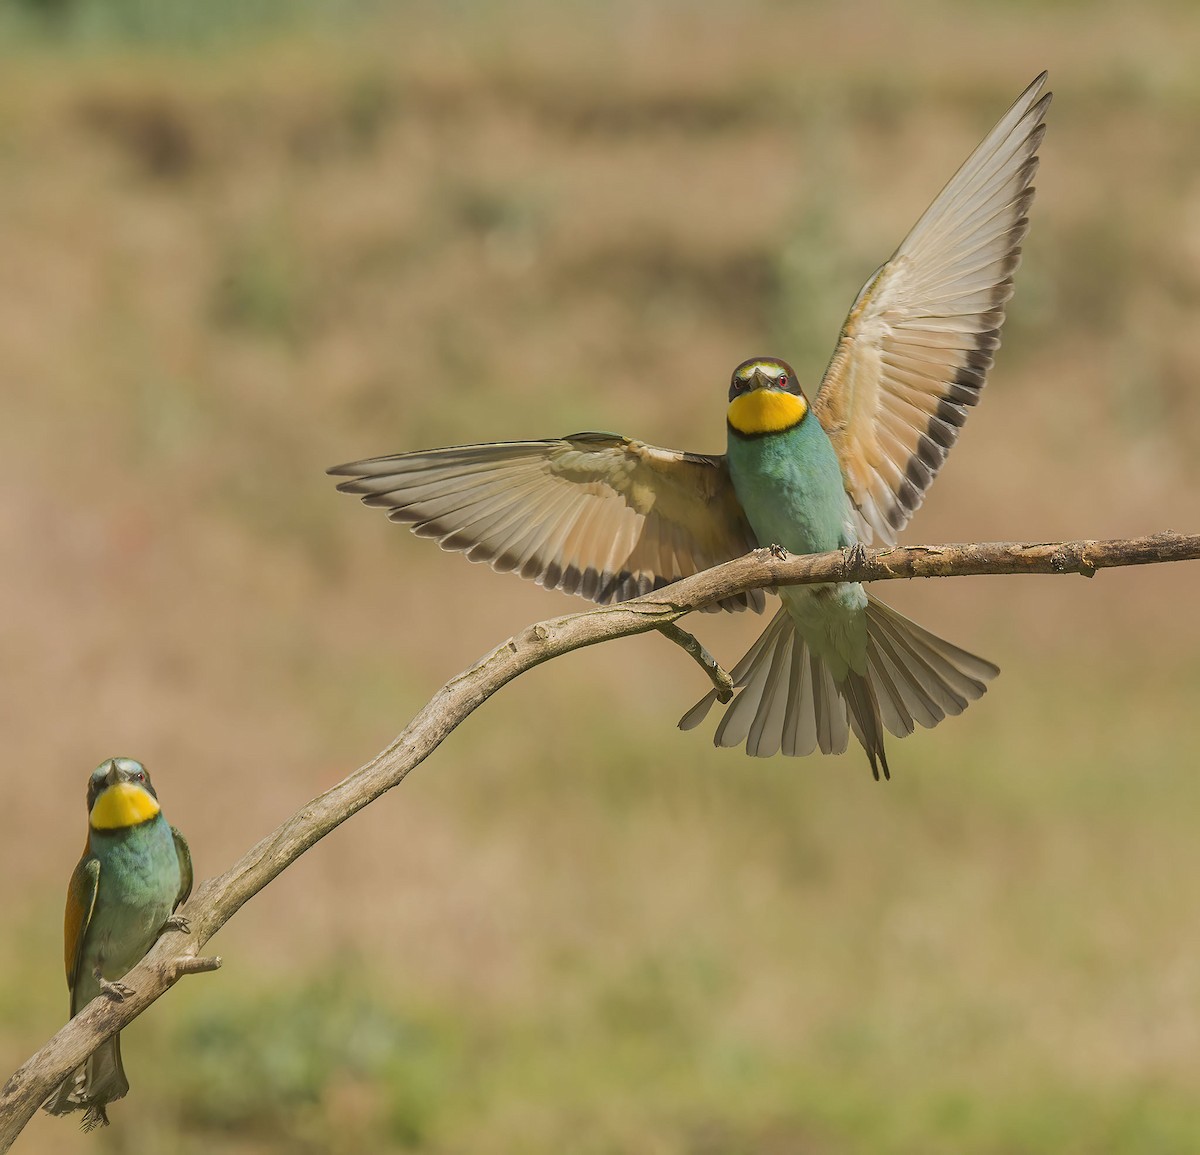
[164,914,191,934]
[842,543,868,572]
[97,976,135,1002]
[767,543,788,560]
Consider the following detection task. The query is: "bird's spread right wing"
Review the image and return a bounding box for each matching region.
[330,434,764,613]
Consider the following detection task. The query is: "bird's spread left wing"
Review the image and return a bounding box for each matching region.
[330,434,764,612]
[813,72,1051,543]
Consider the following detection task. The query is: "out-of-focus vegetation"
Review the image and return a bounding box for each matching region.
[2,1,1200,1151]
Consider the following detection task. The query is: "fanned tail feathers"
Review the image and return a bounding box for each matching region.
[679,597,998,778]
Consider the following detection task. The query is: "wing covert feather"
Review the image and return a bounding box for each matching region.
[172,827,193,908]
[63,852,100,999]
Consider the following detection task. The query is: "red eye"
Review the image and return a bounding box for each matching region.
[135,772,145,781]
[778,374,788,387]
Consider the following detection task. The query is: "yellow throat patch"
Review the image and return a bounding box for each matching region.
[90,782,161,830]
[727,389,808,435]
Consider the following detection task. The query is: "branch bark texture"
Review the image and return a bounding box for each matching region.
[2,531,1196,1148]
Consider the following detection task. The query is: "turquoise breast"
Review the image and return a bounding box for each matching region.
[86,816,181,974]
[726,416,853,555]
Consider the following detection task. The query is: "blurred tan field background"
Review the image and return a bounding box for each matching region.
[2,1,1200,1151]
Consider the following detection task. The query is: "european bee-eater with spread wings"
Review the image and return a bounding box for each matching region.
[332,74,1051,779]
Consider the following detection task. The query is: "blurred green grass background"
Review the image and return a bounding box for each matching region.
[2,1,1200,1151]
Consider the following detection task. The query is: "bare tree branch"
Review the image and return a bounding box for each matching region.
[3,530,1197,1148]
[654,622,735,702]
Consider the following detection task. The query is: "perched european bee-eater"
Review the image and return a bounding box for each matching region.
[44,757,192,1130]
[331,75,1051,778]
